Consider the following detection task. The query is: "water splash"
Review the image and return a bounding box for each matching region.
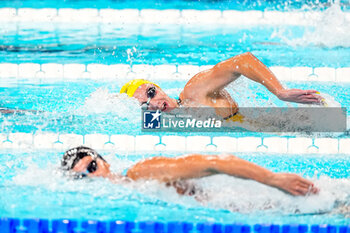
[126,47,138,65]
[226,77,278,107]
[196,175,350,215]
[274,2,350,48]
[76,88,140,120]
[318,92,341,107]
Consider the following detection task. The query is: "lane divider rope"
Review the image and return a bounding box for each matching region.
[0,218,346,233]
[0,8,349,25]
[0,133,349,154]
[0,63,349,82]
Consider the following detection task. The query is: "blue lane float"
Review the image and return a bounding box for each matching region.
[1,218,350,233]
[282,225,308,233]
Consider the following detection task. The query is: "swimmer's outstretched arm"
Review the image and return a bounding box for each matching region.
[185,52,321,104]
[126,154,319,196]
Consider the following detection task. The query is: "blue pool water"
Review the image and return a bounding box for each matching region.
[1,0,349,10]
[1,0,350,228]
[1,23,350,67]
[1,150,350,224]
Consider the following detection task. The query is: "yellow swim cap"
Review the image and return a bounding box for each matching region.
[225,112,245,123]
[120,79,159,97]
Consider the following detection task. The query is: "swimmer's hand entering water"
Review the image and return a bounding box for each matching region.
[277,89,323,104]
[268,173,319,196]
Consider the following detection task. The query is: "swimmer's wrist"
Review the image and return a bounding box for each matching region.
[264,172,280,187]
[275,88,287,100]
[266,173,290,192]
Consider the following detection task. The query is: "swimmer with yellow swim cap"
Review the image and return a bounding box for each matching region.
[120,52,323,119]
[120,79,179,112]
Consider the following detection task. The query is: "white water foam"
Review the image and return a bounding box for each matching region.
[274,2,350,48]
[195,175,350,215]
[76,88,140,123]
[318,92,341,107]
[225,78,274,108]
[166,88,184,99]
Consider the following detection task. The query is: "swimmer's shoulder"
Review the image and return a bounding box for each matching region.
[126,156,171,180]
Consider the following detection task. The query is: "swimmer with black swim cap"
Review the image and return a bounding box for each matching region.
[61,146,319,196]
[61,146,109,179]
[120,52,323,121]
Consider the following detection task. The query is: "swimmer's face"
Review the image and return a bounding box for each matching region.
[133,84,177,112]
[72,155,111,178]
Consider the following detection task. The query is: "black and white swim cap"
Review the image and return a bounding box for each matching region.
[61,146,101,171]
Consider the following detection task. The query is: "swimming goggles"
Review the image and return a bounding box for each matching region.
[82,151,99,175]
[74,151,99,179]
[86,160,98,173]
[141,86,156,110]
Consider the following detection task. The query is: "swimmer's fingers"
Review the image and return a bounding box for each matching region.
[294,186,309,196]
[287,185,309,196]
[301,94,323,101]
[295,183,313,195]
[289,184,311,196]
[298,98,320,104]
[302,183,320,194]
[278,89,322,104]
[304,90,318,95]
[298,181,312,190]
[312,186,320,194]
[296,176,314,187]
[297,94,323,104]
[297,178,319,195]
[294,185,319,196]
[310,90,328,106]
[273,173,318,196]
